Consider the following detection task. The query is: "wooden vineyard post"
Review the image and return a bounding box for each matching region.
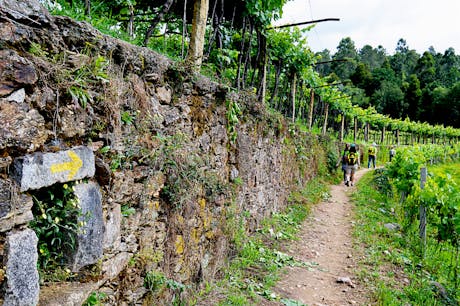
[308,89,314,130]
[353,117,357,143]
[340,113,345,142]
[322,102,329,135]
[381,125,386,144]
[419,167,427,257]
[364,122,369,142]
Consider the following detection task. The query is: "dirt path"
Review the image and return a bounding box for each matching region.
[272,168,371,306]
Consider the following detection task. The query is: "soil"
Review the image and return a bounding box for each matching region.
[269,168,372,306]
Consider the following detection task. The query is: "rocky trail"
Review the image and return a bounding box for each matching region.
[270,168,372,306]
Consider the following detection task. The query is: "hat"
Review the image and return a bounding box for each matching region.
[350,143,356,148]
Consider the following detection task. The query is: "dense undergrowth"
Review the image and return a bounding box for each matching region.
[353,164,460,305]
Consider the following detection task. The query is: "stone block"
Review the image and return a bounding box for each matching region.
[4,229,39,306]
[0,178,33,232]
[103,204,121,250]
[70,182,104,272]
[0,0,52,26]
[0,99,48,152]
[13,146,95,191]
[102,252,132,280]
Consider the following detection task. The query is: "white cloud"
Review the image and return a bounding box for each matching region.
[276,0,460,54]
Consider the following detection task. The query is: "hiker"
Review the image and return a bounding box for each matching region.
[336,143,350,183]
[345,143,360,186]
[368,142,377,168]
[389,146,396,162]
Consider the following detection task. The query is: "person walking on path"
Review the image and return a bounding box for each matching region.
[345,144,360,186]
[336,143,350,184]
[389,146,396,162]
[367,142,377,168]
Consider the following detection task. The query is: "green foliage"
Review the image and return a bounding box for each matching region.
[144,270,187,305]
[83,292,107,306]
[121,111,135,125]
[30,182,84,279]
[65,46,109,108]
[352,172,452,304]
[29,42,49,57]
[121,204,136,217]
[226,99,242,144]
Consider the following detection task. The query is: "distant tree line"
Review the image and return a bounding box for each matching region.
[315,38,460,128]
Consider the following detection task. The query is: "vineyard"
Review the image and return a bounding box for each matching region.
[353,145,460,304]
[42,0,460,146]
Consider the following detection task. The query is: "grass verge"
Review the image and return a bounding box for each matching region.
[194,178,330,306]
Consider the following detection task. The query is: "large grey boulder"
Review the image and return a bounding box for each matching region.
[4,229,40,306]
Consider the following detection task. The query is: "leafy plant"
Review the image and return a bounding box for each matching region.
[30,182,84,276]
[121,111,135,125]
[83,291,107,306]
[226,99,242,144]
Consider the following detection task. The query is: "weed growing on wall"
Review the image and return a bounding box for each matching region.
[30,182,84,280]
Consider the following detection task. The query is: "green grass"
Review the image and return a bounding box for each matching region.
[352,169,459,305]
[193,179,329,306]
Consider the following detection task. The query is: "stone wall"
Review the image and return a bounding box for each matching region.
[0,1,332,304]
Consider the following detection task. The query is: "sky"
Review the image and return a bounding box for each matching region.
[275,0,460,55]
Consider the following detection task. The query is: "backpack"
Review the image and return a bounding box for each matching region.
[368,147,376,156]
[347,152,357,165]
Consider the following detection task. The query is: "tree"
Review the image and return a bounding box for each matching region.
[403,74,422,120]
[186,0,210,70]
[372,81,405,118]
[416,51,436,87]
[359,44,386,70]
[331,37,358,80]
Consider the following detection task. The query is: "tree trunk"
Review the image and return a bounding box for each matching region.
[144,0,175,46]
[85,0,91,16]
[181,0,188,58]
[128,4,135,37]
[308,89,314,130]
[269,62,282,107]
[186,0,210,70]
[290,72,297,122]
[396,129,400,145]
[257,35,268,104]
[242,21,254,88]
[235,17,247,89]
[322,102,329,135]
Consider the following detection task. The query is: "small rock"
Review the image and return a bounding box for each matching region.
[6,88,26,103]
[337,276,355,288]
[347,254,352,258]
[384,223,401,231]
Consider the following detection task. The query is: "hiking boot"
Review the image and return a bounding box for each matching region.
[345,181,349,186]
